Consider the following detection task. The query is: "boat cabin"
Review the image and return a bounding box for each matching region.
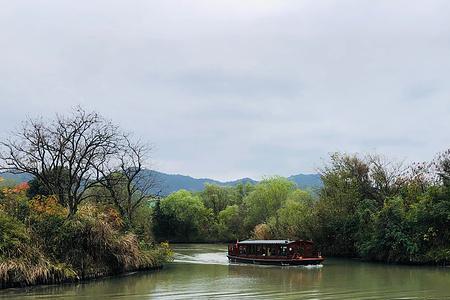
[227,239,324,265]
[229,240,316,258]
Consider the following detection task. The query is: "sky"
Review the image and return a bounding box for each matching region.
[1,0,450,181]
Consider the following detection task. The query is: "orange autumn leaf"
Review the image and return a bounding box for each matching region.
[30,195,68,218]
[2,182,30,195]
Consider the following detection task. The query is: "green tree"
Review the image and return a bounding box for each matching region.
[270,189,315,240]
[414,186,450,263]
[156,190,213,242]
[234,182,254,205]
[217,205,242,241]
[367,197,418,263]
[354,198,378,258]
[315,153,376,256]
[0,210,30,258]
[200,184,237,216]
[243,177,295,231]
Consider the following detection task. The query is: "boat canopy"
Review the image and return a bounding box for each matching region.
[237,240,296,245]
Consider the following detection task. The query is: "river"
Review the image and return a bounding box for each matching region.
[1,244,450,299]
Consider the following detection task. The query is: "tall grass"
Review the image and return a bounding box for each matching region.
[0,194,171,289]
[0,257,78,288]
[55,204,162,277]
[0,209,77,288]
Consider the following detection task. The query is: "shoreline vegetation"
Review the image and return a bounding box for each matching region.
[0,108,172,289]
[0,183,172,289]
[1,108,450,289]
[152,152,450,267]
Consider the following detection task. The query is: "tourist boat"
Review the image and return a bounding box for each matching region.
[227,240,324,266]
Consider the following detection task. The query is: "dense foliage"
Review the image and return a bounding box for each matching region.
[153,151,450,265]
[0,109,172,289]
[312,152,450,264]
[0,180,172,288]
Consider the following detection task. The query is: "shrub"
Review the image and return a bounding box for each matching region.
[52,203,162,278]
[131,203,155,244]
[0,184,30,222]
[252,223,272,240]
[0,210,77,288]
[0,211,30,259]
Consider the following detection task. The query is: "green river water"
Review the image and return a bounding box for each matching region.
[1,244,450,299]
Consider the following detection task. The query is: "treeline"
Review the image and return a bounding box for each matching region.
[152,178,315,243]
[153,151,450,265]
[0,108,171,288]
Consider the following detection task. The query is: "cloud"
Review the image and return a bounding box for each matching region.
[0,0,449,180]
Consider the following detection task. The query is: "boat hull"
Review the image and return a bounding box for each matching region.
[227,255,324,266]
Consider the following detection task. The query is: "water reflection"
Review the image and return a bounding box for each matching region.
[227,264,323,288]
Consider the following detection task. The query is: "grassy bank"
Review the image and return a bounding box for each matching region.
[0,182,172,289]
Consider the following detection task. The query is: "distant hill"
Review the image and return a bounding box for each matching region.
[148,171,258,196]
[148,171,322,196]
[287,174,323,190]
[0,172,34,183]
[0,170,322,196]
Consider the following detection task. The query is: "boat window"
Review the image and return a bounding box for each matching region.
[299,246,305,255]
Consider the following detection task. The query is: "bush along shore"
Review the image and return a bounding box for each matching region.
[0,182,172,289]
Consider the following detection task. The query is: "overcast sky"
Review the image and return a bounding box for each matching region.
[1,0,449,180]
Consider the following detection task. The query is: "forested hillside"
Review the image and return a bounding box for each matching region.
[146,171,321,195]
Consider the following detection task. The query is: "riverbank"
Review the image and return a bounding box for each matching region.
[4,244,450,299]
[0,185,173,289]
[0,245,169,290]
[0,261,165,290]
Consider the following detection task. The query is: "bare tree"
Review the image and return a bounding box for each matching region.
[430,149,450,186]
[0,107,120,216]
[96,135,160,224]
[367,154,409,200]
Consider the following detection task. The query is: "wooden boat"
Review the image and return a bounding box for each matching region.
[227,240,324,266]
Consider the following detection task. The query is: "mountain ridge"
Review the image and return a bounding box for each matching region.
[147,170,321,195]
[0,170,322,196]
